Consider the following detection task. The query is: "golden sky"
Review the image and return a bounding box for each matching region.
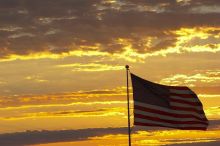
[0,0,220,145]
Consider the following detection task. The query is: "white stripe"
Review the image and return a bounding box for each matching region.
[170,95,199,102]
[134,101,205,119]
[170,102,202,111]
[169,89,194,94]
[135,118,207,128]
[134,109,206,123]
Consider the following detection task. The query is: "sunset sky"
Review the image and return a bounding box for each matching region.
[0,0,220,145]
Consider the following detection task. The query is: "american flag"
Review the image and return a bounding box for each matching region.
[131,73,208,130]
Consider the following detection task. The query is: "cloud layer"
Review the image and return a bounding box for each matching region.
[0,127,128,146]
[1,124,220,146]
[0,0,220,61]
[160,70,220,87]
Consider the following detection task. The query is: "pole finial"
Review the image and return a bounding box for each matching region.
[125,65,129,69]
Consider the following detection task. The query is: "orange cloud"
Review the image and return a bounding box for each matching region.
[1,27,220,63]
[160,70,220,87]
[0,107,126,121]
[56,63,124,72]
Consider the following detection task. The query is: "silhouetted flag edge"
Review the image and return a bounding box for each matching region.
[131,73,208,130]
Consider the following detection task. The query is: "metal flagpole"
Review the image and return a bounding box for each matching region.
[125,65,131,146]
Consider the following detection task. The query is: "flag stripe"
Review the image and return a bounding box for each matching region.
[134,102,206,119]
[169,98,201,106]
[135,114,208,125]
[169,89,194,94]
[170,93,197,98]
[134,109,208,124]
[135,118,207,130]
[170,101,202,110]
[169,95,199,102]
[170,105,204,114]
[168,86,189,90]
[134,105,206,122]
[134,122,207,130]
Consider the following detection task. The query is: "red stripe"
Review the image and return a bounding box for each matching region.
[170,105,204,114]
[168,86,189,90]
[134,114,208,125]
[134,122,207,130]
[169,98,202,106]
[170,93,197,98]
[134,105,206,121]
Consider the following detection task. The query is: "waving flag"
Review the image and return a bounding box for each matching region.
[131,73,208,130]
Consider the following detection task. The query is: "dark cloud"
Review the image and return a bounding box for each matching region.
[0,0,20,9]
[0,0,220,58]
[0,127,128,146]
[126,0,220,13]
[0,119,220,146]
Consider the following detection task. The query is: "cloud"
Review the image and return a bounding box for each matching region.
[0,86,132,122]
[0,0,220,62]
[160,70,220,87]
[0,86,127,107]
[8,33,35,39]
[0,107,126,121]
[205,107,220,120]
[0,26,22,32]
[0,127,128,146]
[56,63,124,72]
[168,140,220,146]
[0,123,220,146]
[25,75,48,83]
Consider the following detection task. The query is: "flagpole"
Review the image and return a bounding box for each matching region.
[125,65,131,146]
